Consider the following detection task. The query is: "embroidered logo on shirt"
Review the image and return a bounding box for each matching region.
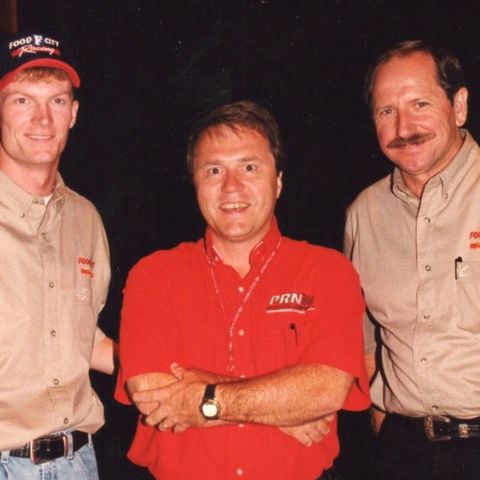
[469,231,480,249]
[266,293,315,314]
[78,257,95,277]
[75,287,88,301]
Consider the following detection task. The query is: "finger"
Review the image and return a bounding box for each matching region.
[307,428,326,443]
[173,423,188,433]
[133,389,162,404]
[314,421,330,436]
[170,363,184,380]
[135,401,159,416]
[157,422,170,432]
[143,407,169,427]
[302,434,313,447]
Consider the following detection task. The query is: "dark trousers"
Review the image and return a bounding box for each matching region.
[377,413,480,480]
[316,466,344,480]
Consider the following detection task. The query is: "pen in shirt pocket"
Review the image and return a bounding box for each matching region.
[454,256,463,280]
[290,323,298,345]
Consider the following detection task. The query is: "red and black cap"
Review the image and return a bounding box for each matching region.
[0,32,80,90]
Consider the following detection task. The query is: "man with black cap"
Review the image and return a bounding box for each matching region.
[0,33,114,479]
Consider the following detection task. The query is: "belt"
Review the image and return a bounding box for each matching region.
[424,415,480,441]
[8,431,89,464]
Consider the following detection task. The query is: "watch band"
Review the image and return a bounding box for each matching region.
[204,384,217,401]
[200,384,221,420]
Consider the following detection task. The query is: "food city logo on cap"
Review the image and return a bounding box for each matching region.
[9,34,60,58]
[0,32,80,90]
[266,292,315,314]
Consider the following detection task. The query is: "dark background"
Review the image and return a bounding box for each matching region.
[16,1,480,478]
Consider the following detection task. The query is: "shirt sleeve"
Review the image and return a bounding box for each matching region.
[114,252,178,404]
[300,252,370,411]
[344,203,376,354]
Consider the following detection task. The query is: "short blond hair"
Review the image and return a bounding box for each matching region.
[14,67,71,84]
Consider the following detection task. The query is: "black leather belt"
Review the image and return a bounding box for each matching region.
[424,415,480,441]
[8,431,89,464]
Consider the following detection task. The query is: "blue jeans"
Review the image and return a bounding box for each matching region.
[0,442,99,480]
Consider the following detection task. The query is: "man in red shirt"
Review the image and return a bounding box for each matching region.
[115,101,369,479]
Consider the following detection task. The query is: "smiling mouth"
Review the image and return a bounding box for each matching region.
[220,202,249,212]
[26,134,54,141]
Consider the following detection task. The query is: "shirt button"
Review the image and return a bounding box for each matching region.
[238,286,244,293]
[423,313,430,320]
[425,265,432,272]
[41,232,47,240]
[49,281,55,288]
[420,357,427,363]
[50,330,56,337]
[238,423,245,428]
[432,405,439,411]
[236,468,244,476]
[64,418,69,425]
[20,213,26,218]
[424,217,431,223]
[53,378,59,385]
[238,329,245,337]
[240,374,246,379]
[444,193,449,199]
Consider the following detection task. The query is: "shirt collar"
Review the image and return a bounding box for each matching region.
[0,169,66,218]
[204,217,281,268]
[436,129,475,193]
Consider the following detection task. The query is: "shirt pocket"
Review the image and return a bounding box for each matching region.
[455,260,480,333]
[258,313,314,373]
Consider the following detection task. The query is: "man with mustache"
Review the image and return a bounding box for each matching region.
[345,40,480,479]
[116,101,369,479]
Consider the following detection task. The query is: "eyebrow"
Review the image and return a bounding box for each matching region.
[200,156,262,166]
[3,89,72,98]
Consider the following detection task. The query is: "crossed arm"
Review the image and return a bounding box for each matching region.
[126,362,353,446]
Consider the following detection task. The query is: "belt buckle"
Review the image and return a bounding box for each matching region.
[424,415,452,441]
[29,435,68,465]
[29,438,45,465]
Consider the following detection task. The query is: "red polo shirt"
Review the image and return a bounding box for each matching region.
[115,219,369,479]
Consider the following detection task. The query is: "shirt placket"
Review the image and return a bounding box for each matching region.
[37,198,72,427]
[414,182,441,414]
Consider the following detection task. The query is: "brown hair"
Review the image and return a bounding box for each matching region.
[364,40,465,111]
[186,100,284,174]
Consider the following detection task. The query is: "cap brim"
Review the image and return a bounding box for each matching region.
[0,58,80,90]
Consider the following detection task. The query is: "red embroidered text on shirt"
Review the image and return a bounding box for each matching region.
[469,231,480,249]
[78,257,95,277]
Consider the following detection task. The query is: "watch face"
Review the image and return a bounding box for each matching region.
[202,401,218,418]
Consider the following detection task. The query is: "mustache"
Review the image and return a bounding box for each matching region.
[387,133,436,149]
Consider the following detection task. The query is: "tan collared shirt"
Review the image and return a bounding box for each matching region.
[345,130,480,419]
[0,170,110,450]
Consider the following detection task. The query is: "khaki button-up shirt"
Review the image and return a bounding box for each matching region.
[345,130,480,418]
[0,171,110,450]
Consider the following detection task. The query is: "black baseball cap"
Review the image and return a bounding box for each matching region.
[0,32,80,90]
